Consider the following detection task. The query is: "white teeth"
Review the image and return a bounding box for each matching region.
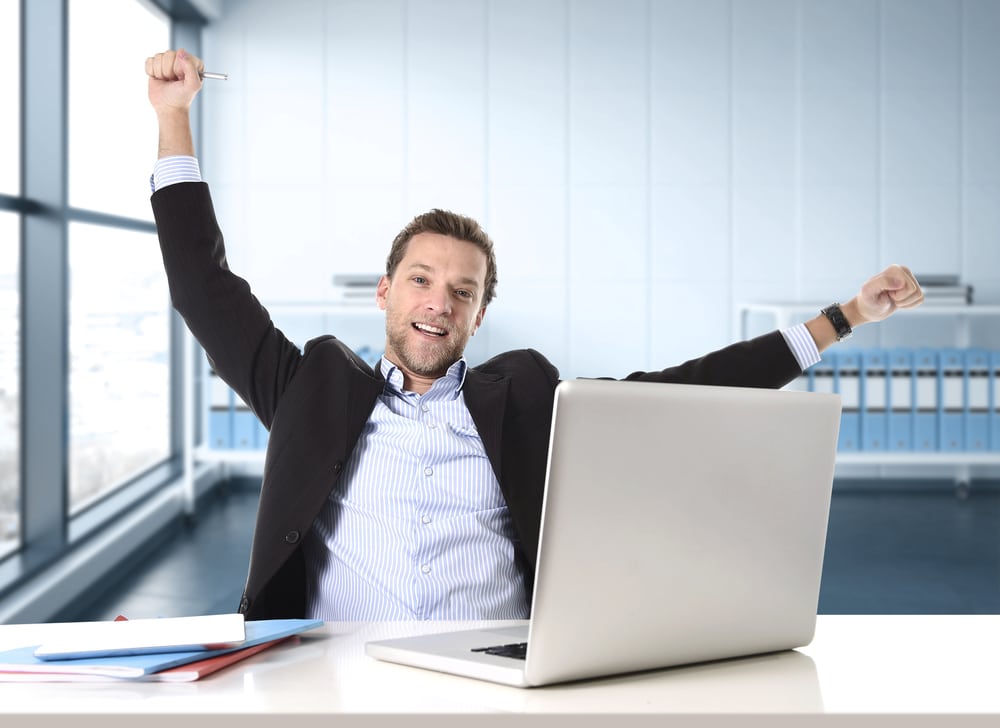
[414,323,446,335]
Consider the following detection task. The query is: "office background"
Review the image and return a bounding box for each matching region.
[1,0,999,623]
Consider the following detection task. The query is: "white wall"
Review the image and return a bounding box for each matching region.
[201,0,1000,378]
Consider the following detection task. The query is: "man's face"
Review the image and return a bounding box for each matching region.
[377,232,488,389]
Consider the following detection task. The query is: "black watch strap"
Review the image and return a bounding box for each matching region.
[821,303,853,342]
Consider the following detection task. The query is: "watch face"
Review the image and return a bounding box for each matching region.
[822,304,852,341]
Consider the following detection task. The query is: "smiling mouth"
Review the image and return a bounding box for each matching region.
[413,322,447,337]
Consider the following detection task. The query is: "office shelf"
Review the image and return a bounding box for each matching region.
[835,452,1000,466]
[737,300,1000,492]
[192,446,267,465]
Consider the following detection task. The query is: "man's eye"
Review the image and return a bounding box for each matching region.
[456,290,472,299]
[413,276,427,285]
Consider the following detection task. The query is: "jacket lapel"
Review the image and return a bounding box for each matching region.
[462,368,509,482]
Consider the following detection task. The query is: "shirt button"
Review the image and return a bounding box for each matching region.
[421,515,431,525]
[427,421,437,429]
[423,467,433,476]
[421,564,431,574]
[421,404,430,412]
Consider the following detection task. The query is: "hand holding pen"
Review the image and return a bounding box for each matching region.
[146,49,226,116]
[146,48,222,158]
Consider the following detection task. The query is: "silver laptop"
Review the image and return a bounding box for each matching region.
[366,378,841,687]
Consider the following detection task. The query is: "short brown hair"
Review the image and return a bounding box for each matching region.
[386,209,498,307]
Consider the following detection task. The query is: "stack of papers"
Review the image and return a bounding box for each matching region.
[0,615,323,682]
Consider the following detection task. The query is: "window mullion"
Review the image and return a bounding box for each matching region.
[20,0,69,559]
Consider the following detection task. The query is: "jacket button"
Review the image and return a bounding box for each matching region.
[239,596,250,613]
[285,530,300,544]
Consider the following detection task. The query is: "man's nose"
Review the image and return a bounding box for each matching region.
[425,287,452,315]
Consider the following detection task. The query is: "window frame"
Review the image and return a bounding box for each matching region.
[0,0,207,614]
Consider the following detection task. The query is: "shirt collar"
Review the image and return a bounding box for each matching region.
[379,357,468,398]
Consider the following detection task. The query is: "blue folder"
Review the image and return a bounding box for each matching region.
[209,405,233,449]
[232,399,258,451]
[809,352,835,394]
[913,348,938,452]
[834,350,861,452]
[208,369,234,448]
[887,348,914,451]
[938,348,965,451]
[861,349,888,451]
[0,619,324,679]
[964,349,990,452]
[992,351,1000,452]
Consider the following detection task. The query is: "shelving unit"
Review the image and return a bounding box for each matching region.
[737,301,1000,494]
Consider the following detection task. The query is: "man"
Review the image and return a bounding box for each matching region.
[146,49,924,621]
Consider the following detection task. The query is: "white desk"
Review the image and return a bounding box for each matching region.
[0,616,998,726]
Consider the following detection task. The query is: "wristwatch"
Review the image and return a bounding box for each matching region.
[821,303,853,342]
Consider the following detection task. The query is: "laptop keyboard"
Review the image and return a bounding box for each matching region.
[471,642,528,660]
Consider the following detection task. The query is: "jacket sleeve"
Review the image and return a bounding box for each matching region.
[151,182,301,429]
[622,331,803,389]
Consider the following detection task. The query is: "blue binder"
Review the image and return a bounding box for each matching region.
[861,349,888,450]
[964,349,990,451]
[834,350,861,452]
[887,348,913,451]
[991,351,1000,452]
[207,368,233,448]
[808,352,835,394]
[938,348,965,451]
[913,348,938,452]
[232,406,257,450]
[208,405,233,449]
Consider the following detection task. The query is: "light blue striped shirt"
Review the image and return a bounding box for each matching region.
[302,358,529,620]
[151,155,202,191]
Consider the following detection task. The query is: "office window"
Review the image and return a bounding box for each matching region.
[68,222,169,512]
[68,0,169,220]
[0,212,19,558]
[0,0,19,195]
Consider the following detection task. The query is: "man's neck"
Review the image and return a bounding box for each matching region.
[380,356,463,395]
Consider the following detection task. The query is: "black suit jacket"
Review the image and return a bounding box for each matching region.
[151,182,804,620]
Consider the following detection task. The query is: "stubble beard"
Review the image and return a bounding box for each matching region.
[384,312,469,379]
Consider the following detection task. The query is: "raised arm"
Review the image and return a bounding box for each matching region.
[144,48,305,431]
[625,265,925,389]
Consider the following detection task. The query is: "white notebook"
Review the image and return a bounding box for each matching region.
[33,613,246,660]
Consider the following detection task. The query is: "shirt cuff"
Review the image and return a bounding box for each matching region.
[780,323,822,372]
[150,156,202,193]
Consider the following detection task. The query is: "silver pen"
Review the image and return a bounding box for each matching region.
[199,71,228,81]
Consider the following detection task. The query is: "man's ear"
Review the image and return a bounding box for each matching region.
[471,306,486,335]
[376,275,390,310]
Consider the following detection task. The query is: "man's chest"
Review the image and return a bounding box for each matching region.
[334,393,505,515]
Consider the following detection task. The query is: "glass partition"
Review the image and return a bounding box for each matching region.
[68,222,170,512]
[0,212,20,558]
[68,0,169,219]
